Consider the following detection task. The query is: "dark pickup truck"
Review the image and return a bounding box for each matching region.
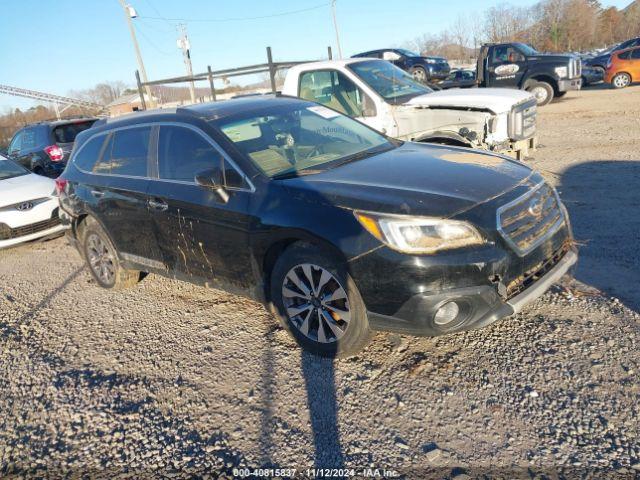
[477,42,582,106]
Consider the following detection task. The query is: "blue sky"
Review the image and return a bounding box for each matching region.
[0,0,633,110]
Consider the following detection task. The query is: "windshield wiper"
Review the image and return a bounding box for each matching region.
[272,169,325,180]
[326,144,395,170]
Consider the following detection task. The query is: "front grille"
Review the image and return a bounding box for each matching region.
[497,182,565,256]
[506,242,571,299]
[509,98,537,140]
[0,217,61,241]
[568,57,582,79]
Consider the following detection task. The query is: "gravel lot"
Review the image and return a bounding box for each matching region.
[1,85,639,479]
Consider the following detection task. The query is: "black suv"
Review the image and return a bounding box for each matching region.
[583,37,640,73]
[7,118,97,178]
[58,96,576,357]
[352,48,451,83]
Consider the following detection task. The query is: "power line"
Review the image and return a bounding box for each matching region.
[137,16,175,34]
[134,22,174,55]
[138,2,329,23]
[140,0,174,28]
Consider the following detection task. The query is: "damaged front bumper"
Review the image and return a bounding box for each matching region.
[364,246,577,336]
[492,136,538,161]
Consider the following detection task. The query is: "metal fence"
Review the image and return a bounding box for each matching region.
[134,46,334,111]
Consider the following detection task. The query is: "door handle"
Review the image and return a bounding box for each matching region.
[90,190,104,198]
[148,199,168,211]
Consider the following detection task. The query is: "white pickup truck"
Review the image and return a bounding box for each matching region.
[281,58,538,160]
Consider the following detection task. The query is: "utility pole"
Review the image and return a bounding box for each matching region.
[177,24,196,104]
[117,0,154,107]
[331,0,343,59]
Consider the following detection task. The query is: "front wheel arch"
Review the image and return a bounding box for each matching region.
[262,236,349,303]
[269,241,372,357]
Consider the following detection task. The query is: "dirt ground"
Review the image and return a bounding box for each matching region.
[1,84,639,479]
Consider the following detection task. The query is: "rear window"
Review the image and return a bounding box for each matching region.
[73,135,107,172]
[53,120,97,144]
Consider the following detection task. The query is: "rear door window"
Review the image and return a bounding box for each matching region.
[73,135,107,172]
[53,120,97,144]
[20,129,37,151]
[108,127,151,177]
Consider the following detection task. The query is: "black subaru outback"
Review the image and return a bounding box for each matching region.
[57,96,577,357]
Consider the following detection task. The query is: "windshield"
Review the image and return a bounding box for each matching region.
[214,103,393,179]
[396,48,420,58]
[0,158,29,180]
[348,60,433,103]
[515,43,538,56]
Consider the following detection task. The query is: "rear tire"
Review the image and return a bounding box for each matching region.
[33,167,45,176]
[612,72,631,89]
[81,218,142,290]
[526,80,554,106]
[270,242,372,358]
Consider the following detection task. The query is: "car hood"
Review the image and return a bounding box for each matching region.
[584,54,609,64]
[421,56,447,62]
[404,88,534,114]
[280,143,535,218]
[0,173,55,208]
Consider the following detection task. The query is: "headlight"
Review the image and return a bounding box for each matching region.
[355,212,485,254]
[424,59,436,64]
[555,66,568,78]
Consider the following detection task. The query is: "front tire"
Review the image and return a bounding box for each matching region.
[526,80,554,106]
[82,219,142,290]
[270,243,372,358]
[612,72,631,89]
[411,66,429,84]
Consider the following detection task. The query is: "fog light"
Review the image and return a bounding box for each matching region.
[434,301,460,325]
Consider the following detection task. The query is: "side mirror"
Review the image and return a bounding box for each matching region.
[195,167,229,203]
[382,51,401,61]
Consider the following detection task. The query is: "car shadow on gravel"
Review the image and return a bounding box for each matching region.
[1,266,84,341]
[258,327,344,470]
[558,160,640,311]
[300,352,344,470]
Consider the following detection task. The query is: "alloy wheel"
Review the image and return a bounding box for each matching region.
[87,233,116,285]
[531,86,548,103]
[412,68,427,82]
[614,74,630,88]
[281,263,350,344]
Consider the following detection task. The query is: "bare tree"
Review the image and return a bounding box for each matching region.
[451,15,470,61]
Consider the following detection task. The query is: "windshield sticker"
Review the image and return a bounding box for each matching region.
[495,64,520,76]
[307,105,341,119]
